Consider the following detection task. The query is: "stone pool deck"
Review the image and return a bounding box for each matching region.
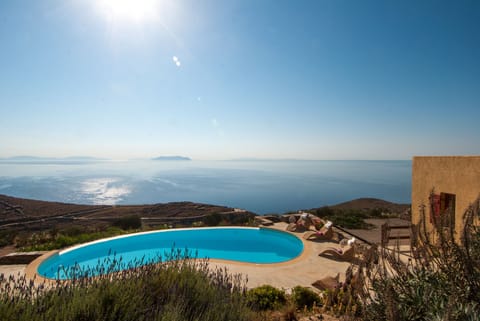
[0,223,355,291]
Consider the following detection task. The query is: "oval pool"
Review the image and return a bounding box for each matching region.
[37,227,304,279]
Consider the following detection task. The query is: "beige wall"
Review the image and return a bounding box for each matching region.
[412,156,480,236]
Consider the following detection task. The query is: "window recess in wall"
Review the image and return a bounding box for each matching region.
[430,193,456,228]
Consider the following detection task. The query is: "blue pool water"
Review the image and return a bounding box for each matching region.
[37,227,304,279]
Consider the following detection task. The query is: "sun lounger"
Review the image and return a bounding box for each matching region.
[311,272,341,291]
[286,213,313,232]
[286,221,310,232]
[303,221,333,240]
[319,245,355,262]
[339,236,356,247]
[286,222,298,231]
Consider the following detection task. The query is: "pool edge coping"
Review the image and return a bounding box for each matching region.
[25,250,58,285]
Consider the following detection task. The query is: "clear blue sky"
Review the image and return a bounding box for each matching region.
[0,0,479,160]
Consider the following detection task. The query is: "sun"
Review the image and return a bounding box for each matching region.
[98,0,159,23]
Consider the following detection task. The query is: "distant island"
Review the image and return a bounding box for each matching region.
[152,156,191,161]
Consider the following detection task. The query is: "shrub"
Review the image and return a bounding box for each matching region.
[202,213,222,226]
[369,208,383,217]
[228,212,256,225]
[247,285,286,310]
[62,226,84,237]
[20,227,127,251]
[314,206,335,217]
[291,286,321,310]
[0,230,16,247]
[311,207,375,229]
[112,215,142,230]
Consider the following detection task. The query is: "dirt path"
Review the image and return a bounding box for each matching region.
[0,245,16,257]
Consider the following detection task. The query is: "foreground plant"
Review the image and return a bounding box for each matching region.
[0,249,252,321]
[359,196,480,321]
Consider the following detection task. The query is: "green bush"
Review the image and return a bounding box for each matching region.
[291,286,322,310]
[20,227,127,251]
[311,207,374,229]
[247,285,286,310]
[112,215,142,230]
[0,230,16,247]
[369,208,383,218]
[62,226,85,237]
[314,206,335,217]
[202,213,222,226]
[228,213,255,225]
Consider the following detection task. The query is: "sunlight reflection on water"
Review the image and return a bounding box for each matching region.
[0,160,411,213]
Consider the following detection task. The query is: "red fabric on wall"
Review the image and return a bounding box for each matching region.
[430,194,441,223]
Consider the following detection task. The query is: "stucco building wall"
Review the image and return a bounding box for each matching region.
[411,156,480,236]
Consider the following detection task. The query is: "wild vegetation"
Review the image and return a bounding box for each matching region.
[291,286,322,310]
[0,250,253,321]
[17,226,134,251]
[112,215,143,230]
[310,206,392,229]
[246,285,287,311]
[0,231,16,248]
[357,196,480,321]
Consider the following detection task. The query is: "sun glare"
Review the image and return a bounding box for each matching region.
[98,0,159,23]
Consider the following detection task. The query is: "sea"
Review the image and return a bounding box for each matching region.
[0,160,411,214]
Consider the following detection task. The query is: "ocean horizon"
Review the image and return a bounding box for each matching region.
[0,159,411,214]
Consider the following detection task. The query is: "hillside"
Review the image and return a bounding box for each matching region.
[1,194,411,235]
[302,198,411,231]
[328,197,410,214]
[0,194,253,232]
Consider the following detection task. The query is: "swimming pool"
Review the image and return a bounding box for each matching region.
[37,227,304,279]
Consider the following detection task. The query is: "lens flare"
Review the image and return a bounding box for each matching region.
[98,0,159,22]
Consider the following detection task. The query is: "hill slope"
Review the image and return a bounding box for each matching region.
[329,198,410,214]
[0,194,253,232]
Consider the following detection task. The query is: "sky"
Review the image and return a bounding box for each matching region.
[0,0,479,160]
